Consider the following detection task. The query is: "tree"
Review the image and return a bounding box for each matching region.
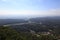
[0,27,23,40]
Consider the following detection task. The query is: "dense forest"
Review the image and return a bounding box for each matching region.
[0,26,59,40]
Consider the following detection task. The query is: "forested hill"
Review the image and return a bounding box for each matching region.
[29,16,60,25]
[0,26,58,40]
[0,19,27,25]
[29,16,60,22]
[0,16,60,25]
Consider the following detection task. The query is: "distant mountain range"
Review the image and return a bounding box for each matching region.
[0,16,60,25]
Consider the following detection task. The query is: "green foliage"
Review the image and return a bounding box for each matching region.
[0,27,58,40]
[0,27,23,40]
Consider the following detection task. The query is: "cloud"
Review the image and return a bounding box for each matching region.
[0,9,60,17]
[1,0,17,5]
[1,0,12,1]
[2,0,6,1]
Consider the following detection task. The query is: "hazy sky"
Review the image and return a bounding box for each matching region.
[0,0,60,18]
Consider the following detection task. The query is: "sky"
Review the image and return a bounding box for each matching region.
[0,0,60,18]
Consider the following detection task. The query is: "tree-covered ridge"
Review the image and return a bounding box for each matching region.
[0,26,59,40]
[0,27,23,40]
